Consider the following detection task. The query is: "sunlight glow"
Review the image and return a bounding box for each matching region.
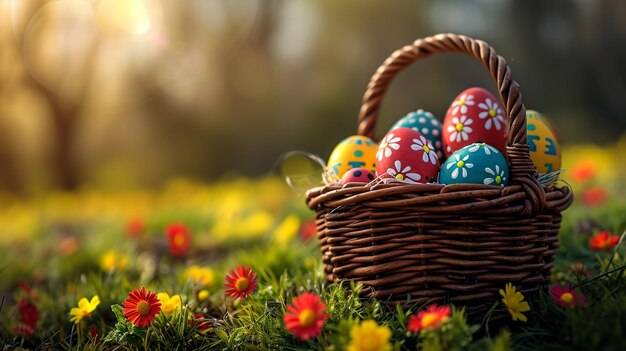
[97,0,151,36]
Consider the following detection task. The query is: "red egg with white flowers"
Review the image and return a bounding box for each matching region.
[442,87,507,157]
[375,128,440,184]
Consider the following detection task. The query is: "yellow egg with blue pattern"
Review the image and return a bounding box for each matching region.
[327,135,378,180]
[526,110,561,174]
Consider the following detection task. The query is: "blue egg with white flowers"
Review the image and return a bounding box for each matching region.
[390,109,443,160]
[439,143,509,186]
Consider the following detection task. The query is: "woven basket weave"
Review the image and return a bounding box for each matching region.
[306,33,573,311]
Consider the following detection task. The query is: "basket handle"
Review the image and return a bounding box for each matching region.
[358,33,545,215]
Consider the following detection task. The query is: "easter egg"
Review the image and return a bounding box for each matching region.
[526,110,561,174]
[538,112,561,142]
[340,168,376,184]
[375,128,439,184]
[390,109,444,159]
[442,87,507,157]
[327,135,378,180]
[439,143,509,186]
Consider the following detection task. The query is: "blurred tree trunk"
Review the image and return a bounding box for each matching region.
[22,42,99,191]
[0,118,22,193]
[585,0,626,135]
[38,83,80,190]
[0,50,24,193]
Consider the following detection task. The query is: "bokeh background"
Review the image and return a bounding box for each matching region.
[0,0,625,193]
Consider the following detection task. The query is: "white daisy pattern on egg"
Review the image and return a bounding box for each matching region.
[376,133,401,162]
[468,143,500,155]
[484,165,506,186]
[386,160,422,183]
[445,154,474,179]
[450,94,475,115]
[478,98,506,130]
[447,115,474,143]
[411,136,438,165]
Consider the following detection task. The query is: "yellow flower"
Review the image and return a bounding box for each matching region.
[273,214,300,245]
[157,292,182,316]
[499,283,530,322]
[197,290,209,302]
[100,250,129,272]
[185,265,215,287]
[347,320,392,351]
[213,210,274,241]
[69,295,100,324]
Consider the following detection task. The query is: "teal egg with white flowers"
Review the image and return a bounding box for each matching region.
[391,109,443,159]
[439,143,509,186]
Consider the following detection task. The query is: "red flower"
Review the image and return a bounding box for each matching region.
[551,284,586,308]
[18,299,40,329]
[299,220,317,242]
[224,265,258,300]
[89,325,101,342]
[284,292,328,341]
[122,287,161,328]
[126,217,145,238]
[18,280,35,298]
[190,313,212,334]
[408,304,451,333]
[589,231,620,251]
[571,161,596,183]
[13,324,35,337]
[165,223,191,257]
[582,187,607,207]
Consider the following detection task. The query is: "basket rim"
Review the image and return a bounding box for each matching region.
[306,180,573,217]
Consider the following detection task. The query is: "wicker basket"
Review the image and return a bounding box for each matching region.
[306,33,573,312]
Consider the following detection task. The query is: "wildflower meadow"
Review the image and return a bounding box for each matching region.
[1,138,626,350]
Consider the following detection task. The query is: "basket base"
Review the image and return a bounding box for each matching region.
[313,202,563,309]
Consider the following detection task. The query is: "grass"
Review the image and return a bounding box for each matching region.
[1,140,626,350]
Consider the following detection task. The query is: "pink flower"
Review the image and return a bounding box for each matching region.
[550,284,586,308]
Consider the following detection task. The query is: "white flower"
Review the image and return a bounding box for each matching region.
[446,154,474,179]
[386,160,422,183]
[447,115,473,143]
[450,94,475,115]
[484,165,506,186]
[411,136,438,165]
[377,133,401,162]
[468,143,500,155]
[477,98,506,130]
